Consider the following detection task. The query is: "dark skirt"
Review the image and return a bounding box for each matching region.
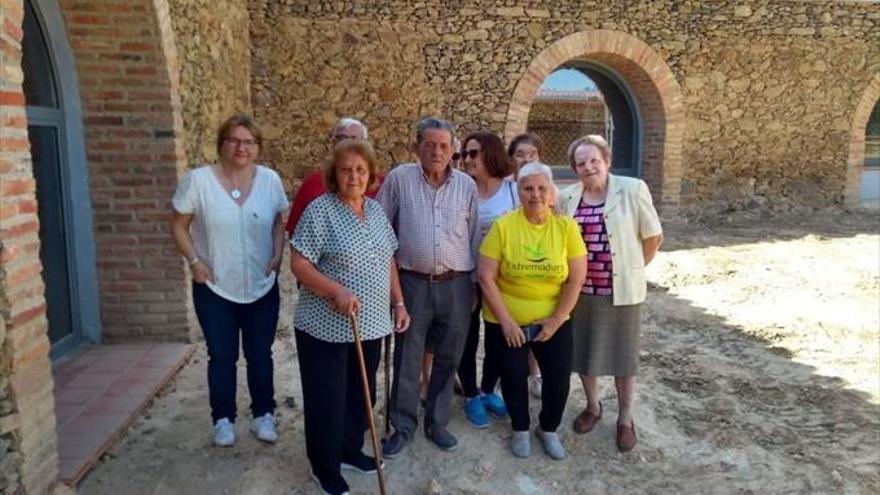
[571,294,641,377]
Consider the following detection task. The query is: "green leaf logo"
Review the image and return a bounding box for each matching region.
[525,242,547,263]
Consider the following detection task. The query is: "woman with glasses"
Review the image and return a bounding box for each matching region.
[559,135,663,452]
[456,131,518,428]
[291,139,409,495]
[171,115,288,447]
[507,132,545,178]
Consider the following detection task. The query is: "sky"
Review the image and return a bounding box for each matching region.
[539,69,597,91]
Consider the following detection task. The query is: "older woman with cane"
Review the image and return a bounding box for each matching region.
[478,163,587,460]
[560,135,663,452]
[291,140,410,495]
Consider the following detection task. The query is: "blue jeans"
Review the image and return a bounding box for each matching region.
[192,282,279,423]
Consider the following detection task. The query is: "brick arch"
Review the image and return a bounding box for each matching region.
[844,73,880,207]
[504,30,684,213]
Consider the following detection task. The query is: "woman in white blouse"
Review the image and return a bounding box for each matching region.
[171,115,288,448]
[457,131,517,429]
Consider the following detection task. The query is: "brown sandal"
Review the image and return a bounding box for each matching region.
[572,402,603,434]
[616,421,637,452]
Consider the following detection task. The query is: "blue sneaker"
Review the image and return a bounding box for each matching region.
[480,392,508,418]
[464,397,490,428]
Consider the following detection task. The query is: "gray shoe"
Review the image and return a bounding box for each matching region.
[425,424,458,451]
[250,413,278,443]
[535,428,566,460]
[213,418,235,447]
[382,430,408,459]
[511,430,531,458]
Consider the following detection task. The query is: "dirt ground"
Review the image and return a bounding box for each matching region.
[78,209,880,495]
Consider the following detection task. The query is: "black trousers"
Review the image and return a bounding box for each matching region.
[458,305,501,398]
[485,320,573,432]
[295,328,381,482]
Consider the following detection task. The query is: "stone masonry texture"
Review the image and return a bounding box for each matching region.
[240,0,879,212]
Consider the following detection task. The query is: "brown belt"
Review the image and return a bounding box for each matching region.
[400,269,465,282]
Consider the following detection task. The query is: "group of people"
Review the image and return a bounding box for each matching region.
[171,114,663,495]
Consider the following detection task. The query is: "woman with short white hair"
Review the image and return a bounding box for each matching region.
[477,162,587,460]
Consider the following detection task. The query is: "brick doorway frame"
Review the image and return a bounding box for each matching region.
[1,0,191,491]
[504,30,684,214]
[844,73,880,207]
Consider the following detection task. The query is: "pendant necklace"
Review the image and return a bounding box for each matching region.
[221,165,243,200]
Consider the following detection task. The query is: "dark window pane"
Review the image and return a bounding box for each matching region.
[582,68,637,177]
[22,0,58,108]
[866,102,879,169]
[28,125,73,344]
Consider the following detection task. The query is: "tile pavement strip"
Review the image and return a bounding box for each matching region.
[53,343,195,485]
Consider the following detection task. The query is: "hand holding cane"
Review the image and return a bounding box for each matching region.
[349,311,387,495]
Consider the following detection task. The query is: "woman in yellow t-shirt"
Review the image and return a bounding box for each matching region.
[478,163,587,460]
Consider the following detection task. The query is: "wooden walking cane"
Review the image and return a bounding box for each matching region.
[383,333,392,439]
[349,312,388,495]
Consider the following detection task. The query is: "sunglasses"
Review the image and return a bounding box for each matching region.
[457,149,480,160]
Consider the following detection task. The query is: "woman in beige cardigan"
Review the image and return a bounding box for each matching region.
[558,135,663,452]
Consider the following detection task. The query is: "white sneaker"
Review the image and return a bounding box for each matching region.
[250,412,278,443]
[213,418,235,447]
[528,375,543,398]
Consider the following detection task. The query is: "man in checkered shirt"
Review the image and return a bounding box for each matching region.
[378,116,479,457]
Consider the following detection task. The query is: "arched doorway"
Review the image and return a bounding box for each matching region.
[863,102,880,200]
[22,0,100,357]
[845,74,880,207]
[505,30,684,212]
[528,64,641,179]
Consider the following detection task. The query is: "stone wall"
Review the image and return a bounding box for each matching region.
[0,318,22,494]
[169,0,252,166]
[250,3,442,190]
[245,0,879,212]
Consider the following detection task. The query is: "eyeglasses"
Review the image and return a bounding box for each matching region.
[224,137,258,148]
[514,150,538,160]
[460,149,480,160]
[332,134,361,143]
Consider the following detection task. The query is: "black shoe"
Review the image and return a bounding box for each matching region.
[425,424,458,451]
[381,431,408,459]
[341,451,384,474]
[310,469,350,495]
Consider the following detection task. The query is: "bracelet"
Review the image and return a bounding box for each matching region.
[392,301,405,308]
[187,256,200,267]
